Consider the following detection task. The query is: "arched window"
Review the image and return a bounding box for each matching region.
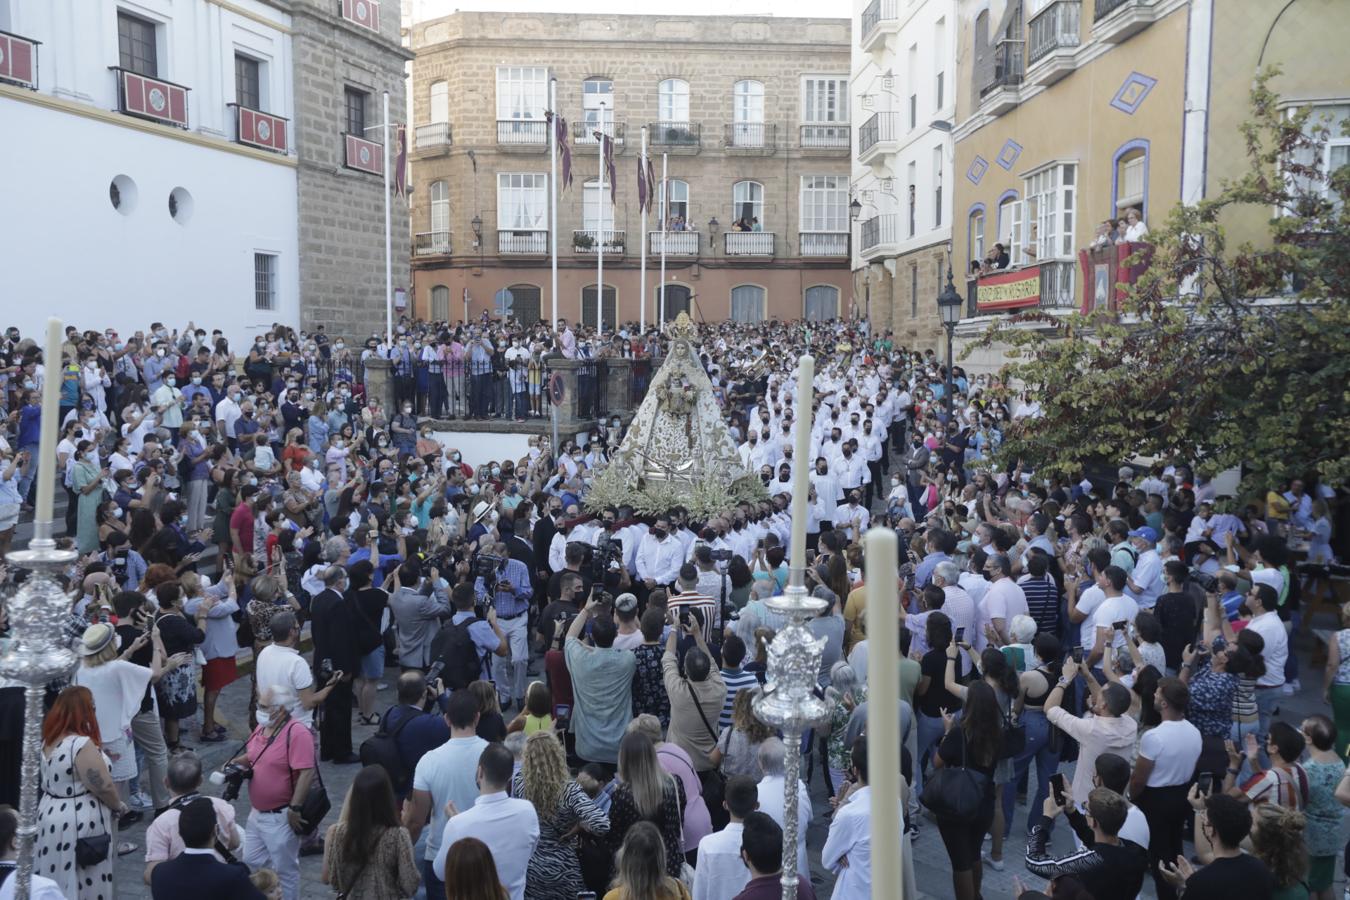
[429,80,448,124]
[730,285,765,323]
[659,284,692,321]
[804,285,839,321]
[732,80,765,147]
[732,181,764,228]
[996,191,1019,261]
[1113,141,1148,220]
[430,285,450,321]
[429,180,449,235]
[968,205,986,268]
[658,179,690,224]
[658,78,689,123]
[494,283,541,325]
[581,284,617,329]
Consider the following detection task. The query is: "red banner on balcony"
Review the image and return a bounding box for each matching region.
[340,0,380,32]
[977,266,1041,311]
[118,70,189,128]
[345,133,384,175]
[0,31,39,90]
[1078,241,1153,313]
[234,105,288,154]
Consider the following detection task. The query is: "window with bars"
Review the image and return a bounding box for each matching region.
[235,54,261,110]
[498,284,542,325]
[800,175,847,232]
[801,76,848,123]
[254,253,277,310]
[731,285,766,323]
[117,12,158,76]
[344,86,367,136]
[581,285,617,329]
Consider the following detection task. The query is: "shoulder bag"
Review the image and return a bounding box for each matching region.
[283,721,331,836]
[684,679,729,830]
[920,726,990,823]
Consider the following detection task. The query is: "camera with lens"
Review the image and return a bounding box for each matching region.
[591,537,622,583]
[474,553,505,582]
[1191,571,1219,594]
[709,548,734,563]
[219,763,252,802]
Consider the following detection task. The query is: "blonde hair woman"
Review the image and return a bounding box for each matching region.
[606,732,688,879]
[511,732,609,900]
[603,821,690,900]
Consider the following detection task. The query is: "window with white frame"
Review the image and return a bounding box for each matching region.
[658,78,690,123]
[429,181,449,235]
[969,208,985,265]
[733,80,765,146]
[733,181,764,227]
[582,78,613,129]
[804,285,839,321]
[659,179,689,224]
[1019,162,1076,263]
[731,285,766,323]
[582,179,615,233]
[497,173,547,231]
[1115,150,1145,215]
[254,253,277,310]
[496,66,548,121]
[429,80,449,124]
[934,18,946,109]
[800,175,847,233]
[1327,139,1350,206]
[801,76,848,123]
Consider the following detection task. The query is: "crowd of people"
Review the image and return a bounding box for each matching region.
[0,313,1343,900]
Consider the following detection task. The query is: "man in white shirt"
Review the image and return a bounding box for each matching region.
[1068,548,1113,652]
[693,777,759,900]
[214,384,242,447]
[1128,678,1201,900]
[253,612,337,733]
[1245,583,1287,739]
[932,561,976,640]
[1125,527,1163,610]
[755,739,811,881]
[635,514,685,590]
[432,743,539,900]
[833,491,870,542]
[978,553,1029,648]
[822,736,902,900]
[1086,566,1139,666]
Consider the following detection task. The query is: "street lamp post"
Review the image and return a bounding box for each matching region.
[937,263,963,424]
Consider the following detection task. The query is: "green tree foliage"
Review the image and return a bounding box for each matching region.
[970,69,1349,490]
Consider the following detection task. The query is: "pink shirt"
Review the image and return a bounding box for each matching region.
[144,795,238,861]
[245,719,315,811]
[656,742,712,852]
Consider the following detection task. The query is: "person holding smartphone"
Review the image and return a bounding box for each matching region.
[1024,787,1149,900]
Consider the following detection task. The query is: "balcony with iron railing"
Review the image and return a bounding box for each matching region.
[414,122,452,153]
[1028,0,1081,67]
[497,229,548,254]
[1039,260,1077,308]
[799,124,850,151]
[979,39,1024,115]
[800,232,849,257]
[496,119,548,147]
[649,231,701,256]
[970,260,1077,313]
[0,29,40,90]
[859,215,898,255]
[725,122,775,151]
[649,121,701,149]
[574,120,625,147]
[858,112,899,162]
[860,0,899,51]
[724,231,775,256]
[414,231,452,257]
[1092,0,1160,42]
[572,229,626,255]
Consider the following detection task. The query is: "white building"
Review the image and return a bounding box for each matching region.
[0,0,298,345]
[851,0,956,346]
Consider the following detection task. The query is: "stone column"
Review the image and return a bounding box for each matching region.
[603,358,634,417]
[363,356,396,416]
[544,357,583,432]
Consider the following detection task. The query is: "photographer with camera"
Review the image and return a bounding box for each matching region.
[143,752,242,885]
[387,559,452,671]
[473,542,533,710]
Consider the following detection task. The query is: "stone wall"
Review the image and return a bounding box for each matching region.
[292,0,413,339]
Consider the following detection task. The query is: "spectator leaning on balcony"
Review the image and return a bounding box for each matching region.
[1121,207,1149,242]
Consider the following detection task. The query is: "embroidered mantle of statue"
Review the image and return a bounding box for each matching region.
[586,313,766,518]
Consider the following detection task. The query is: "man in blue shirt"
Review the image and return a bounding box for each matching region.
[914,528,953,588]
[475,542,532,709]
[382,671,451,800]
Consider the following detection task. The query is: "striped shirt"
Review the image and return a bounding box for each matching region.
[719,667,760,728]
[1017,573,1061,635]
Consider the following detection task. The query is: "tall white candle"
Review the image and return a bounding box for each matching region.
[33,317,64,533]
[788,354,814,572]
[864,526,901,900]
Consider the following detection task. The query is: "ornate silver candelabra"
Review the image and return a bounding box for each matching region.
[1,524,78,900]
[752,579,829,900]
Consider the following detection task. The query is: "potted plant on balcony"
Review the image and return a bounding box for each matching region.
[573,232,595,251]
[603,236,625,253]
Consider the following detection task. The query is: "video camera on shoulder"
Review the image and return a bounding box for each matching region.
[591,537,622,582]
[709,548,734,563]
[474,552,505,581]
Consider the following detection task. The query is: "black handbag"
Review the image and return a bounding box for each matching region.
[291,725,331,836]
[920,727,990,823]
[75,833,111,867]
[999,708,1027,760]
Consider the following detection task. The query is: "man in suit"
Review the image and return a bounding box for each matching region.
[150,797,264,900]
[501,509,537,588]
[532,498,561,610]
[902,436,931,516]
[309,565,360,763]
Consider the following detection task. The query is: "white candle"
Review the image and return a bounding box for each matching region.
[33,317,64,533]
[788,354,814,572]
[864,526,901,900]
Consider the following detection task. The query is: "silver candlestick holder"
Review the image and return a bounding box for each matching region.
[1,525,79,900]
[752,577,829,900]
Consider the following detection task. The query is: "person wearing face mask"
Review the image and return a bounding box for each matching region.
[903,434,931,516]
[143,341,172,394]
[215,383,243,450]
[390,401,418,456]
[308,566,360,764]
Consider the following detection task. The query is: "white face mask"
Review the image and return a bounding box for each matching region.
[256,709,273,727]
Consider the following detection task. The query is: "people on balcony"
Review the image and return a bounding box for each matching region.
[1121,207,1149,242]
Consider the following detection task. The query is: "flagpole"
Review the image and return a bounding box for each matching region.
[597,102,605,335]
[549,77,559,329]
[382,90,392,347]
[659,152,668,324]
[639,125,648,333]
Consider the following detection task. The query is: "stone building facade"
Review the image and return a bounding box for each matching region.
[407,12,853,327]
[292,0,412,338]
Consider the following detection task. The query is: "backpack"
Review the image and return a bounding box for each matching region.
[429,617,485,690]
[359,707,419,795]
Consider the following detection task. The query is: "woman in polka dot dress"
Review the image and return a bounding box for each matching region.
[35,686,125,900]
